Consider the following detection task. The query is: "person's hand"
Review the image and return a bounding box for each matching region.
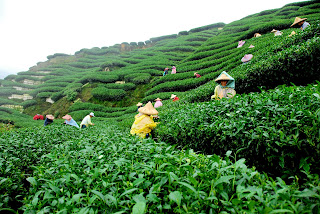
[92,123,95,126]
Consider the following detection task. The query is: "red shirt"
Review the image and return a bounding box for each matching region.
[172,97,180,102]
[195,74,201,78]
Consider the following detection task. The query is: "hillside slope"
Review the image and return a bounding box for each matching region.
[0,0,319,125]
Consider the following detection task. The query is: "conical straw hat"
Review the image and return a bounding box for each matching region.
[46,114,54,120]
[154,98,162,101]
[254,33,261,37]
[271,29,278,33]
[62,114,72,121]
[215,73,230,82]
[291,17,307,27]
[288,31,296,37]
[136,102,143,107]
[138,102,158,115]
[241,54,253,63]
[170,94,177,99]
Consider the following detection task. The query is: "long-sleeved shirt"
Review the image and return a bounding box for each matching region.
[80,115,93,126]
[301,21,310,30]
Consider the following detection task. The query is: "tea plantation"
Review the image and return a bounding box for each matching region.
[1,0,320,213]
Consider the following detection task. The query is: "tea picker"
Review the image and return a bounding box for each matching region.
[80,112,95,129]
[211,71,236,100]
[130,102,158,138]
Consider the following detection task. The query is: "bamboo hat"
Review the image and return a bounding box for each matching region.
[46,114,54,120]
[291,17,307,27]
[62,114,72,121]
[237,40,246,48]
[138,101,158,115]
[171,94,177,99]
[154,98,162,101]
[289,31,296,37]
[215,73,230,82]
[241,54,253,63]
[254,33,261,37]
[136,102,143,107]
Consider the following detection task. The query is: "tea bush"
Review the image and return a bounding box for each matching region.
[91,87,126,101]
[99,82,136,91]
[1,124,319,213]
[155,84,320,178]
[78,74,119,84]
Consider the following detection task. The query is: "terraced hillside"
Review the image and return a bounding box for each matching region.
[1,1,320,213]
[1,1,320,126]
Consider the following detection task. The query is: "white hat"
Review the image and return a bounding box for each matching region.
[89,112,95,117]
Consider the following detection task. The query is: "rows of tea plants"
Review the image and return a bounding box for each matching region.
[155,84,320,178]
[1,123,319,213]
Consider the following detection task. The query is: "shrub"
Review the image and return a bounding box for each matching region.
[91,87,126,101]
[78,74,119,84]
[155,84,320,178]
[21,100,37,108]
[178,31,188,36]
[99,83,136,91]
[189,22,225,33]
[47,53,70,60]
[36,92,53,99]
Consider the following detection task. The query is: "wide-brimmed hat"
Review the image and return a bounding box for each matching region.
[291,17,307,27]
[241,54,253,63]
[194,72,198,75]
[249,44,255,48]
[138,101,158,115]
[62,114,72,121]
[254,33,261,37]
[89,112,95,117]
[271,29,278,33]
[170,94,177,99]
[215,72,230,82]
[46,114,54,120]
[136,102,143,107]
[237,40,246,48]
[289,31,296,37]
[154,98,162,101]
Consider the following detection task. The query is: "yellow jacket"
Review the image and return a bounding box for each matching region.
[130,114,157,138]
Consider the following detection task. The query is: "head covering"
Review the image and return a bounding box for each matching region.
[154,98,162,101]
[138,101,158,115]
[136,102,143,107]
[46,114,54,120]
[241,54,253,63]
[237,40,246,48]
[171,94,177,99]
[89,112,95,117]
[254,33,261,37]
[271,29,278,33]
[172,66,176,69]
[194,72,198,75]
[289,31,296,37]
[291,17,307,27]
[215,71,235,89]
[62,114,72,121]
[249,44,255,48]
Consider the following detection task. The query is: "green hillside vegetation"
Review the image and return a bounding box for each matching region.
[1,0,320,212]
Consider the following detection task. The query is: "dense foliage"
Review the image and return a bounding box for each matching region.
[91,87,126,101]
[155,84,320,178]
[1,124,320,213]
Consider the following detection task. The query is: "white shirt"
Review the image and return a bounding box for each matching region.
[80,115,93,126]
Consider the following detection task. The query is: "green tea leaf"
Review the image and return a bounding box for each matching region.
[132,201,146,214]
[169,191,182,206]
